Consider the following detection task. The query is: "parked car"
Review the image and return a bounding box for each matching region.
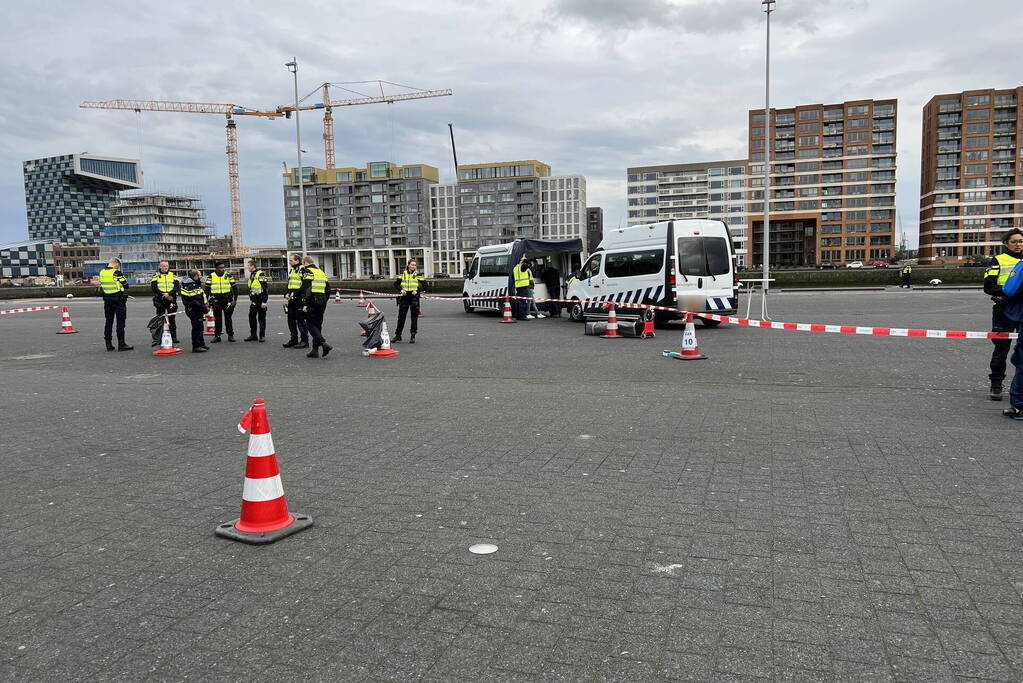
[369,274,385,280]
[845,261,864,269]
[434,273,450,278]
[959,261,987,268]
[818,261,837,269]
[870,261,888,268]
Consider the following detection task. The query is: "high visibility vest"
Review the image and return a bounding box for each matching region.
[902,266,912,274]
[99,267,124,294]
[399,270,423,293]
[152,271,178,293]
[208,272,234,295]
[513,265,530,288]
[248,270,266,295]
[287,265,304,290]
[305,266,328,295]
[988,252,1022,286]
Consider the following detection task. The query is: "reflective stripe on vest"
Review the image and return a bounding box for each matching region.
[513,266,530,288]
[249,270,265,294]
[209,272,233,294]
[306,267,328,295]
[99,268,124,294]
[152,271,177,293]
[994,253,1022,286]
[181,285,205,302]
[287,265,303,290]
[400,270,422,293]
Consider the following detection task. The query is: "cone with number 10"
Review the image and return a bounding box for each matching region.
[215,398,313,544]
[663,312,707,360]
[153,315,182,356]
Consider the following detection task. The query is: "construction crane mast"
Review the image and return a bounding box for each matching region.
[280,82,453,168]
[80,99,281,253]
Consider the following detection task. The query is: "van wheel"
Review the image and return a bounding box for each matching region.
[462,295,473,314]
[701,318,722,328]
[568,300,585,322]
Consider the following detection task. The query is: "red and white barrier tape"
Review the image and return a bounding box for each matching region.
[1,305,63,316]
[335,288,1017,340]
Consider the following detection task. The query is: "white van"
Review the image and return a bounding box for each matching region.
[462,239,583,313]
[565,219,738,326]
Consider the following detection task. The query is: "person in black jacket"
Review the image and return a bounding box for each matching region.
[985,228,1023,401]
[98,257,132,351]
[150,260,181,346]
[180,270,211,353]
[541,263,562,318]
[244,259,269,342]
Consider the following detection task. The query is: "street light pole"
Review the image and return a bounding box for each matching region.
[762,0,774,298]
[286,58,307,257]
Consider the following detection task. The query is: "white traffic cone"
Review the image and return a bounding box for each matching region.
[153,315,183,356]
[366,320,399,358]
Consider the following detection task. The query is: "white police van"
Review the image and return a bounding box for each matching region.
[462,238,583,313]
[565,219,738,325]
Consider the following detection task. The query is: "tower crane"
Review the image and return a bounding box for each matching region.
[80,99,283,253]
[276,82,453,168]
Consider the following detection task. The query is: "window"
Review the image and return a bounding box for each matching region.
[965,164,989,175]
[799,136,820,146]
[847,105,869,116]
[581,253,603,279]
[479,254,509,277]
[799,122,820,133]
[847,118,868,130]
[966,136,990,148]
[604,249,664,278]
[966,109,990,121]
[966,122,991,134]
[967,94,991,106]
[677,237,730,277]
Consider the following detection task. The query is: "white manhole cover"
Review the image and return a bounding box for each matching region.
[468,543,498,555]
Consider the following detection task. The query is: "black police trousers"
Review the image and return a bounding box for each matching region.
[395,294,420,337]
[211,296,235,337]
[103,297,127,343]
[991,306,1015,381]
[248,302,267,339]
[305,297,327,346]
[186,309,206,349]
[287,297,308,343]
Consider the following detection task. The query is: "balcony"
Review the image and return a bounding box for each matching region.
[938,102,963,113]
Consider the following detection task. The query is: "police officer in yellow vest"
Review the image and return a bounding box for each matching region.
[393,259,426,343]
[150,260,180,346]
[203,261,238,343]
[244,259,269,342]
[283,253,309,348]
[99,257,132,351]
[299,256,332,358]
[900,264,913,288]
[512,257,532,321]
[984,228,1023,401]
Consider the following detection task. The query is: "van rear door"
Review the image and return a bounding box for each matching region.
[676,234,737,312]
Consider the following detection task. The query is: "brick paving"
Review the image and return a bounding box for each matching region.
[2,290,1023,681]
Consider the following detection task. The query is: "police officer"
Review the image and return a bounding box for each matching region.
[150,260,180,346]
[393,258,425,343]
[900,264,913,288]
[180,269,211,353]
[299,256,332,358]
[984,228,1023,401]
[244,259,269,342]
[283,253,309,348]
[98,257,132,351]
[204,261,238,343]
[512,257,531,321]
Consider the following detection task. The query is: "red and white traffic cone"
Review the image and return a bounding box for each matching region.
[601,303,622,338]
[360,300,379,336]
[663,312,707,360]
[204,309,216,336]
[153,315,182,356]
[640,309,655,339]
[500,296,515,323]
[55,305,77,334]
[334,290,341,304]
[357,290,367,308]
[215,398,313,544]
[366,320,399,358]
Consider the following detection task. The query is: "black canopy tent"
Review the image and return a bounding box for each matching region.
[506,238,584,271]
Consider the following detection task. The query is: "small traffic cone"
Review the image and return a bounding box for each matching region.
[360,300,379,336]
[55,305,77,334]
[334,290,341,304]
[601,303,622,339]
[153,315,182,356]
[204,309,216,336]
[640,310,655,339]
[366,320,399,357]
[357,290,367,308]
[215,398,313,544]
[500,296,516,323]
[663,312,707,360]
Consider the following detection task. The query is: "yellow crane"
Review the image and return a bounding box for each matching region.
[80,99,283,253]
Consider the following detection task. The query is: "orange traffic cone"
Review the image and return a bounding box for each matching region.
[334,290,341,304]
[601,303,622,338]
[365,320,399,357]
[55,305,77,334]
[153,315,182,356]
[360,300,378,336]
[215,398,313,544]
[357,290,367,308]
[204,309,216,336]
[663,312,707,360]
[640,309,655,339]
[500,296,516,323]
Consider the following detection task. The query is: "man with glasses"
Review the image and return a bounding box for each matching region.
[984,229,1023,402]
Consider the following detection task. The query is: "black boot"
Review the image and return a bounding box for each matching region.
[321,343,333,357]
[294,341,309,349]
[244,335,258,342]
[306,344,320,358]
[211,335,222,343]
[991,381,1004,401]
[192,346,208,353]
[105,340,115,352]
[409,335,416,344]
[282,339,298,348]
[392,336,402,343]
[117,342,134,351]
[228,335,236,342]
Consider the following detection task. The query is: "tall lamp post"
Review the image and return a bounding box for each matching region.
[286,58,307,257]
[762,0,775,298]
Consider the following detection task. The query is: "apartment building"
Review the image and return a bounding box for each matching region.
[747,99,897,266]
[283,161,439,278]
[586,207,604,253]
[627,160,749,264]
[919,87,1023,263]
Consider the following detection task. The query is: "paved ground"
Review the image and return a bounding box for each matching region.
[2,290,1023,682]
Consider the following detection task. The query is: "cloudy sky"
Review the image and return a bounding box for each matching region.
[1,0,1020,248]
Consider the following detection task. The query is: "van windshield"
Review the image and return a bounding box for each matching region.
[677,237,730,277]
